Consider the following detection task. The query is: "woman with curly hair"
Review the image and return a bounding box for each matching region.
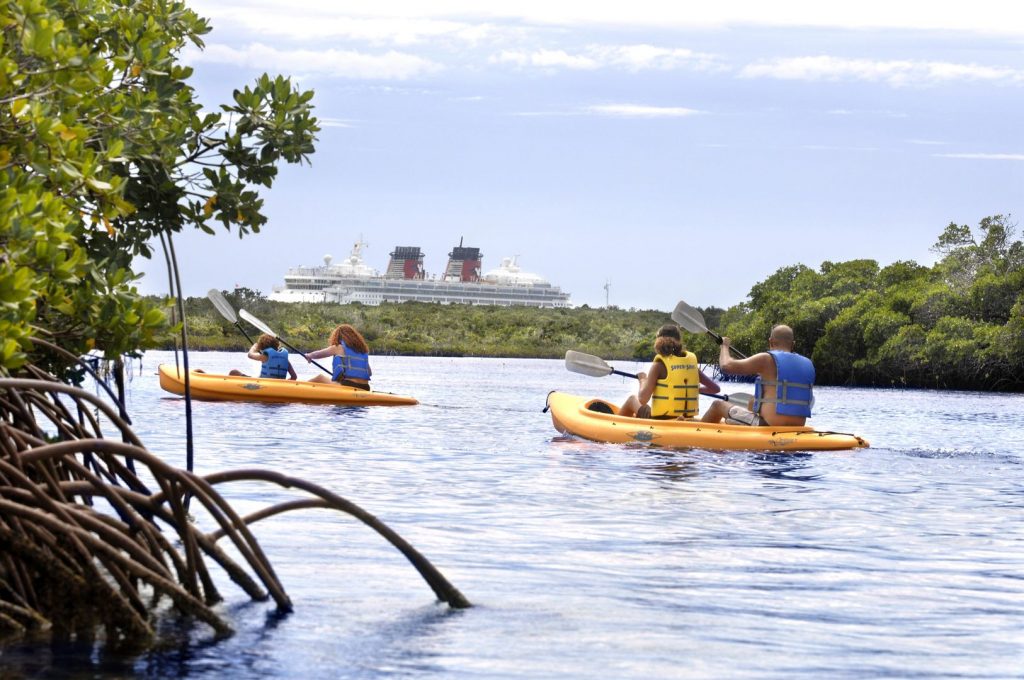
[619,324,719,420]
[305,324,372,390]
[228,333,297,380]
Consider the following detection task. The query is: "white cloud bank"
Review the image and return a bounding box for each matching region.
[585,104,702,118]
[934,153,1024,160]
[492,44,723,72]
[187,1,1024,37]
[740,56,1024,86]
[187,43,441,80]
[514,104,702,118]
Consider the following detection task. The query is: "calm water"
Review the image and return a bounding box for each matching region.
[4,351,1023,679]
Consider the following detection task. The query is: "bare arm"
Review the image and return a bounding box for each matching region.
[719,337,772,376]
[305,346,338,361]
[637,360,666,405]
[287,362,297,380]
[246,343,263,362]
[698,370,720,395]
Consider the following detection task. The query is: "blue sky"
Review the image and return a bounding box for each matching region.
[138,1,1024,311]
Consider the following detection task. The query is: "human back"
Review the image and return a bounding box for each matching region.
[619,323,719,420]
[752,328,815,426]
[650,330,701,419]
[708,324,813,427]
[305,323,372,389]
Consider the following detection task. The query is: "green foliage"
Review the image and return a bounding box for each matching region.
[167,215,1022,392]
[717,215,1024,391]
[0,0,318,377]
[170,295,679,362]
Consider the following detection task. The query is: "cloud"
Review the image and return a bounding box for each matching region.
[934,152,1024,160]
[492,48,599,70]
[319,117,357,128]
[491,44,723,72]
[187,43,442,80]
[514,103,702,118]
[586,44,723,71]
[740,56,1024,86]
[800,144,879,152]
[187,1,1024,37]
[191,2,502,46]
[828,108,909,118]
[585,104,702,118]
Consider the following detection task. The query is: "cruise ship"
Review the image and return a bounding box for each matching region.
[269,239,572,308]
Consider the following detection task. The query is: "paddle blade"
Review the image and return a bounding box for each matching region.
[671,300,708,334]
[564,350,614,378]
[207,289,238,322]
[239,309,277,337]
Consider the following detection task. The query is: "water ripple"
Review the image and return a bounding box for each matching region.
[9,352,1021,679]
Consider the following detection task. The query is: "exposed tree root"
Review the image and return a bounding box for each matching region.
[0,371,470,650]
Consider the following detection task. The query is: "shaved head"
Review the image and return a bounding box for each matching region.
[770,324,795,349]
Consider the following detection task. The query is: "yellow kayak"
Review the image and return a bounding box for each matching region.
[158,364,418,406]
[545,391,869,452]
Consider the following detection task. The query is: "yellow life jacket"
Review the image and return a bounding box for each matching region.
[650,352,700,418]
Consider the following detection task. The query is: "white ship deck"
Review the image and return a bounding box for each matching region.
[269,246,571,308]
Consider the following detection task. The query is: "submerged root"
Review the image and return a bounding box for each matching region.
[0,368,470,650]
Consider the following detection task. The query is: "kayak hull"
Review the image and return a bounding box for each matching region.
[546,391,868,452]
[158,364,418,406]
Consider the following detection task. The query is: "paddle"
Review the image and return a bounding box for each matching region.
[564,350,754,404]
[671,300,748,359]
[207,288,255,345]
[238,309,332,375]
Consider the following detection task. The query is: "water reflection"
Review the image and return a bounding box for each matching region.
[636,449,701,484]
[745,452,820,481]
[4,352,1022,679]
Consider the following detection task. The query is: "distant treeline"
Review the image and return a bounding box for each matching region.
[165,215,1023,391]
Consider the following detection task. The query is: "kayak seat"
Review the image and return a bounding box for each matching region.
[586,400,615,414]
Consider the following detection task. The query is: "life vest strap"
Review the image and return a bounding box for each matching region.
[757,379,813,406]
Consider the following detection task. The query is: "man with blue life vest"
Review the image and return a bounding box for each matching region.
[229,333,297,380]
[699,324,814,427]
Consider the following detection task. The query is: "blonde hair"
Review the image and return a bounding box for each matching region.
[328,324,369,354]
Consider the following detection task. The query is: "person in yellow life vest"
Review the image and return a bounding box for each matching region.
[620,324,720,420]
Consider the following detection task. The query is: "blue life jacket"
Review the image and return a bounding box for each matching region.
[753,350,815,417]
[331,341,371,382]
[260,347,290,379]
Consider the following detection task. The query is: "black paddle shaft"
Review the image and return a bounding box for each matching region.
[276,337,332,375]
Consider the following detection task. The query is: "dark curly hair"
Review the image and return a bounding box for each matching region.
[654,324,684,357]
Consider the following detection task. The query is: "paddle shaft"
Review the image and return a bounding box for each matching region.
[234,321,255,345]
[278,338,332,376]
[710,331,747,359]
[672,300,748,359]
[612,366,743,403]
[237,308,334,375]
[207,289,257,345]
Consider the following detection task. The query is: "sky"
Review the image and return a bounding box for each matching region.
[137,1,1024,312]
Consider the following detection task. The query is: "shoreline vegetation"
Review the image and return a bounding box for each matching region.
[165,215,1024,393]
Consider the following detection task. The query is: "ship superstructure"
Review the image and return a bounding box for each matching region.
[269,238,571,308]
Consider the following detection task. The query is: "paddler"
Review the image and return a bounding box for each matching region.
[229,333,297,380]
[306,324,373,390]
[620,324,720,420]
[700,324,814,427]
